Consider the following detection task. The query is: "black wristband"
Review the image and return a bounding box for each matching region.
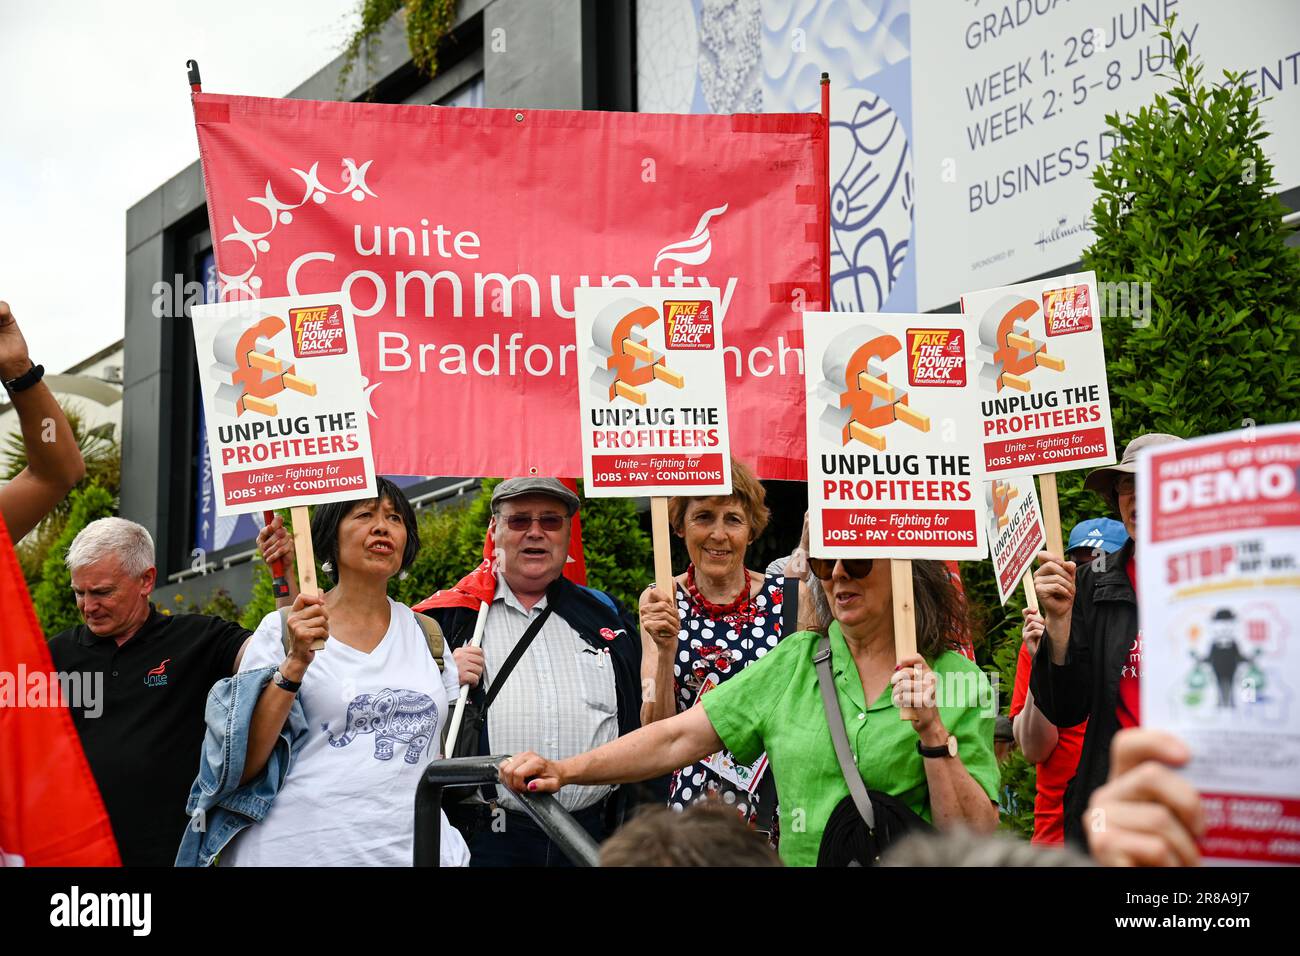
[2,362,43,394]
[271,668,303,693]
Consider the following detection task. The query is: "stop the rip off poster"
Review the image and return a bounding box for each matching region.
[1138,424,1300,865]
[803,312,986,560]
[191,292,377,516]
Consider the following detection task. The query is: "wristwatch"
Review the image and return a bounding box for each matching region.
[2,362,44,394]
[917,734,959,758]
[271,668,303,694]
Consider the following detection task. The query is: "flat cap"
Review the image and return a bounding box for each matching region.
[491,477,580,515]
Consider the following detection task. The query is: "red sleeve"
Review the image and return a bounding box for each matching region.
[1010,640,1031,717]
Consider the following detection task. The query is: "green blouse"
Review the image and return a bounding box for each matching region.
[701,622,1000,867]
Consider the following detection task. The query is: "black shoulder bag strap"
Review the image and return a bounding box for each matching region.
[813,634,875,830]
[481,605,553,712]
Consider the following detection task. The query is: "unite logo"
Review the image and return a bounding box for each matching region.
[143,658,171,688]
[1042,285,1093,335]
[664,300,715,350]
[291,303,347,357]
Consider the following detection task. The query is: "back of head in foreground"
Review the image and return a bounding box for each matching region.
[881,828,1093,867]
[599,803,783,867]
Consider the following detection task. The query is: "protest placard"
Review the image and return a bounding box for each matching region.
[960,270,1117,555]
[803,312,986,561]
[986,476,1046,609]
[803,312,986,702]
[192,292,377,646]
[1138,424,1300,865]
[575,287,732,595]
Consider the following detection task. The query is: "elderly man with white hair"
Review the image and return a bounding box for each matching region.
[47,517,257,866]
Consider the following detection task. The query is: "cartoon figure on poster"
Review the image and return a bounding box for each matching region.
[1172,603,1289,724]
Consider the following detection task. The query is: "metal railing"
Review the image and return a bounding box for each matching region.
[414,755,601,867]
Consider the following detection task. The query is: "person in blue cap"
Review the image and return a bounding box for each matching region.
[1029,433,1188,848]
[1012,516,1129,845]
[1066,517,1129,571]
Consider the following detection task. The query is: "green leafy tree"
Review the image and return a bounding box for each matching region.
[32,482,115,636]
[965,20,1300,841]
[1084,21,1300,442]
[392,479,653,613]
[241,481,654,627]
[3,402,121,584]
[339,0,458,92]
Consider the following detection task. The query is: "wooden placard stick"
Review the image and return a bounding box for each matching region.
[1022,571,1040,613]
[290,504,326,651]
[650,497,675,599]
[1037,472,1066,558]
[892,559,919,721]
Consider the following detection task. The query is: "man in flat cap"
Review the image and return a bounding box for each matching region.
[424,477,642,866]
[1028,433,1185,847]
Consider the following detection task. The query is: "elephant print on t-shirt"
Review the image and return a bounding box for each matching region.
[325,689,439,763]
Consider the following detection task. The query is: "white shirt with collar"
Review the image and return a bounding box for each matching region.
[480,572,618,812]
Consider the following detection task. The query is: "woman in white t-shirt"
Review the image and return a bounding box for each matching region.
[223,479,479,867]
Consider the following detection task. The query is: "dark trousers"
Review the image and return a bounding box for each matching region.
[467,803,606,867]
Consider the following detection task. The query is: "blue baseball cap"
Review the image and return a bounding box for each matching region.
[1067,517,1129,554]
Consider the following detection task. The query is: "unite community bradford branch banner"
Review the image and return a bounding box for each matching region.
[193,94,827,481]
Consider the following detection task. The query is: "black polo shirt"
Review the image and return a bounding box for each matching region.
[47,606,249,867]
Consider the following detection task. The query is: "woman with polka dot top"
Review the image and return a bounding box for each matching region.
[638,457,792,841]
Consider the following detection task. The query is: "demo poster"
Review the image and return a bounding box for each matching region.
[1138,424,1300,865]
[960,270,1117,476]
[987,474,1047,606]
[803,311,986,560]
[191,292,377,515]
[574,287,731,498]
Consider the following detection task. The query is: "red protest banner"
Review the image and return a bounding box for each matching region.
[193,95,828,481]
[0,515,121,866]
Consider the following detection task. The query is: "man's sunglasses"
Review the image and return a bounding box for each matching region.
[501,513,566,532]
[808,557,875,580]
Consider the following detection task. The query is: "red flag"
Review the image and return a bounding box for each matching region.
[944,560,977,662]
[192,95,827,482]
[559,477,587,586]
[0,515,121,866]
[414,525,496,612]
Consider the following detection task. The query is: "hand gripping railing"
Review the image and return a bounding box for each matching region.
[414,755,601,867]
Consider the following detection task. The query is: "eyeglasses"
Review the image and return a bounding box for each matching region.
[501,513,566,533]
[808,557,875,580]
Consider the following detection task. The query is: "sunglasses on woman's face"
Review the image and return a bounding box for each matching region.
[501,513,566,533]
[808,558,875,580]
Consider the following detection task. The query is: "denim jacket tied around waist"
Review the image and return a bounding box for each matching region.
[174,665,309,867]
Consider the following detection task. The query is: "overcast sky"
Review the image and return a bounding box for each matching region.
[0,0,362,374]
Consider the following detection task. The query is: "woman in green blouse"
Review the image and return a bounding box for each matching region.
[500,557,1000,866]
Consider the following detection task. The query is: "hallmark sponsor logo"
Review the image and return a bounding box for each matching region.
[50,886,151,936]
[1032,213,1093,252]
[0,667,103,718]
